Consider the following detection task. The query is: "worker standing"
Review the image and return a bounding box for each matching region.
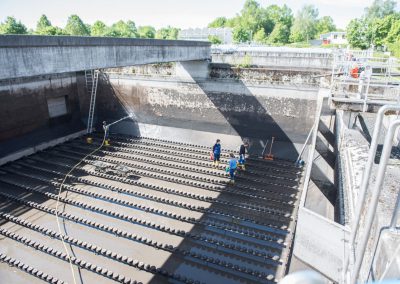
[227,153,238,184]
[212,139,221,167]
[350,64,359,79]
[358,65,372,99]
[238,142,249,171]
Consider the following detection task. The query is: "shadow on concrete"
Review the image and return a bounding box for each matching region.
[354,114,372,143]
[0,121,85,159]
[0,66,312,282]
[142,64,310,282]
[194,68,309,160]
[307,103,337,218]
[94,73,142,136]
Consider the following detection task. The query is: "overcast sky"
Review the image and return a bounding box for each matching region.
[0,0,382,30]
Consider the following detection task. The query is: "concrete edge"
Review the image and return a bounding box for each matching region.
[0,35,211,47]
[0,130,86,166]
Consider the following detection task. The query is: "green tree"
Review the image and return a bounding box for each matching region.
[155,27,170,39]
[268,22,290,44]
[90,21,108,36]
[365,0,397,19]
[233,26,251,43]
[370,14,400,46]
[385,18,400,43]
[167,27,179,40]
[208,35,222,44]
[36,15,51,31]
[34,14,66,35]
[290,5,319,42]
[316,16,336,35]
[238,0,274,36]
[265,4,293,28]
[253,28,267,43]
[225,17,239,28]
[109,20,138,37]
[208,17,227,28]
[387,40,400,57]
[155,26,179,40]
[64,15,89,36]
[138,26,156,38]
[206,1,294,44]
[0,16,28,34]
[346,18,370,49]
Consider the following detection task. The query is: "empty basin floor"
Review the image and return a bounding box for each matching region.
[0,133,304,284]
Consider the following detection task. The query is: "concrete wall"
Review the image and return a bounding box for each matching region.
[93,62,320,159]
[211,51,332,69]
[0,73,84,145]
[0,35,210,80]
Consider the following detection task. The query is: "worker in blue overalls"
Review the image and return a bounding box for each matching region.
[212,139,221,167]
[227,153,238,185]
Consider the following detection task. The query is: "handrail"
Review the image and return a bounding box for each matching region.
[295,124,315,165]
[344,105,400,277]
[350,119,400,284]
[299,89,324,207]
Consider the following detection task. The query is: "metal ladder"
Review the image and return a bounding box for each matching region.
[85,70,99,134]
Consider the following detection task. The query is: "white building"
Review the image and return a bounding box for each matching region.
[320,31,348,45]
[178,28,233,44]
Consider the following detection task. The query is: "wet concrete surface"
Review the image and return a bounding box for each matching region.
[0,134,303,284]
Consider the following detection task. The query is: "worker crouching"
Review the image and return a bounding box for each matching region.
[226,153,238,185]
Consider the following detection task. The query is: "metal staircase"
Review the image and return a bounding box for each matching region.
[85,70,99,134]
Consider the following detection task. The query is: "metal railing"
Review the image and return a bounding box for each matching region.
[350,118,400,284]
[329,49,400,111]
[341,105,400,283]
[295,124,315,166]
[344,106,400,277]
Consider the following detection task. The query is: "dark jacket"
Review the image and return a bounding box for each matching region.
[213,143,221,155]
[239,144,246,156]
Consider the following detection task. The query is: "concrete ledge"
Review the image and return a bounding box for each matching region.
[0,35,211,47]
[0,35,211,80]
[0,130,86,166]
[331,98,399,112]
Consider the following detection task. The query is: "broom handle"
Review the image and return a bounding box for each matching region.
[262,139,269,157]
[268,137,275,155]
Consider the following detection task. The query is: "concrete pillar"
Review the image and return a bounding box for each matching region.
[176,60,209,81]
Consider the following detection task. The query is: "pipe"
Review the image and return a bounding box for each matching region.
[350,119,400,284]
[103,114,134,129]
[103,114,134,140]
[261,139,269,158]
[296,124,315,164]
[344,105,400,275]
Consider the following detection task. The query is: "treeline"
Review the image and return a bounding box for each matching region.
[207,0,400,56]
[1,0,399,56]
[0,14,179,40]
[207,0,337,44]
[346,0,400,56]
